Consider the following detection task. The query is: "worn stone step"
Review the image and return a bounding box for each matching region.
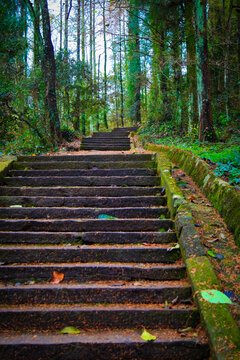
[0,231,177,244]
[9,168,156,177]
[0,329,210,360]
[0,262,184,281]
[0,219,173,232]
[0,281,192,305]
[0,246,180,264]
[0,195,166,208]
[17,154,153,162]
[80,146,131,150]
[4,176,160,187]
[82,138,130,142]
[0,304,199,331]
[13,160,156,170]
[0,207,169,219]
[0,186,161,197]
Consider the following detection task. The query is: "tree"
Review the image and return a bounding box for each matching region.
[127,1,141,125]
[194,0,217,141]
[40,0,61,145]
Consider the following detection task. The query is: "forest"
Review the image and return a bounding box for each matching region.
[0,0,239,183]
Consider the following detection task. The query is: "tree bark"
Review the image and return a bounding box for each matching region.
[103,0,108,129]
[39,0,61,145]
[128,2,141,125]
[194,0,217,141]
[185,0,198,131]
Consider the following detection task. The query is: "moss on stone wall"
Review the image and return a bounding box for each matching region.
[148,144,240,247]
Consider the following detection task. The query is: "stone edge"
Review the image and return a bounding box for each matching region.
[0,156,16,182]
[151,150,240,360]
[147,144,240,248]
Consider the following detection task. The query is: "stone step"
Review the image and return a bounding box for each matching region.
[80,146,131,150]
[0,231,177,244]
[0,195,166,208]
[3,176,160,187]
[82,138,130,142]
[0,262,184,281]
[0,219,173,232]
[0,281,192,305]
[0,329,209,360]
[0,304,199,331]
[0,186,161,197]
[13,160,156,170]
[9,168,156,177]
[0,246,180,264]
[0,207,169,219]
[17,154,153,162]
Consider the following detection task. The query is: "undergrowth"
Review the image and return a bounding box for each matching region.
[138,125,240,186]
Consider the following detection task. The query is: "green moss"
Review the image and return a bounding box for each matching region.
[186,256,240,359]
[148,144,240,247]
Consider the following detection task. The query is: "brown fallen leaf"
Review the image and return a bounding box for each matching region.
[51,271,64,284]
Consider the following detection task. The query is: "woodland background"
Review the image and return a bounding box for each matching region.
[0,0,239,184]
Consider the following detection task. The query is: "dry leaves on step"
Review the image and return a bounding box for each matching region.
[51,271,64,284]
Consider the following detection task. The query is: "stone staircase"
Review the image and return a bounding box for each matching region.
[80,127,138,150]
[0,153,209,359]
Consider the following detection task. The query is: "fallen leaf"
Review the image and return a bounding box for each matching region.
[177,181,188,186]
[51,271,64,284]
[161,187,166,195]
[167,244,180,252]
[10,205,23,208]
[207,250,216,257]
[98,214,117,220]
[187,196,196,200]
[201,290,232,304]
[178,327,193,333]
[141,329,156,342]
[60,326,80,334]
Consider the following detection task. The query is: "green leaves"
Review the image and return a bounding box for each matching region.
[60,326,81,334]
[141,329,156,342]
[98,214,117,220]
[201,290,232,304]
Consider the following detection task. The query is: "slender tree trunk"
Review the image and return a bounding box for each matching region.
[60,0,63,53]
[128,3,141,125]
[33,0,40,66]
[39,0,61,145]
[185,0,198,132]
[194,0,217,141]
[223,0,233,122]
[73,0,81,131]
[119,15,124,127]
[103,0,108,129]
[81,0,86,135]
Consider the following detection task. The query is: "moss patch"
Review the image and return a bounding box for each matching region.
[187,256,240,359]
[0,156,16,182]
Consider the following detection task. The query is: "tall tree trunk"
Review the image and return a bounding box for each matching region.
[194,0,217,141]
[103,0,108,129]
[39,0,61,145]
[185,0,198,132]
[119,15,124,127]
[81,0,86,135]
[73,0,81,131]
[128,2,141,125]
[33,0,40,66]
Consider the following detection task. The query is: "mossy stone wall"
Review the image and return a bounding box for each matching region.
[148,144,240,247]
